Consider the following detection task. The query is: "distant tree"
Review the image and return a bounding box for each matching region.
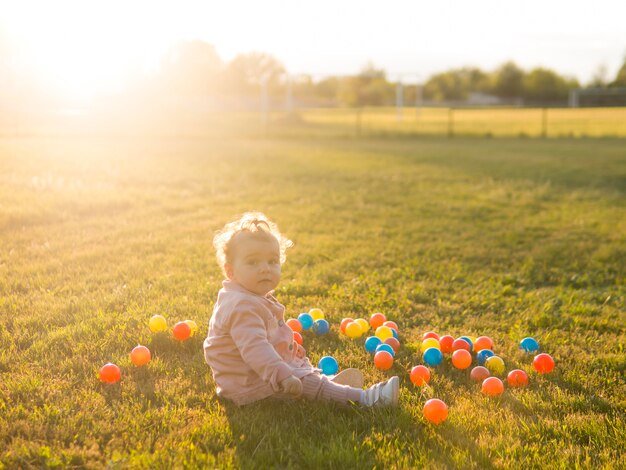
[492,61,525,98]
[609,54,626,87]
[338,63,394,106]
[314,76,340,101]
[160,40,222,96]
[522,67,579,103]
[223,52,286,97]
[588,64,609,88]
[423,67,490,101]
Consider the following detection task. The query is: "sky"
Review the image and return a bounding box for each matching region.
[1,0,625,99]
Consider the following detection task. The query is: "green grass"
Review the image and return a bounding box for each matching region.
[1,135,625,468]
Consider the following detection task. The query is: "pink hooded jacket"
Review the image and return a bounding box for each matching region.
[203,280,315,405]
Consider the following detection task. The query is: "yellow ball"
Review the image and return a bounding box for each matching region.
[345,321,362,339]
[468,336,477,344]
[421,338,441,352]
[375,326,394,341]
[354,318,370,333]
[184,319,199,337]
[149,314,167,333]
[309,308,324,321]
[485,356,506,375]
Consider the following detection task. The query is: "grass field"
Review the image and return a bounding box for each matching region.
[1,134,625,468]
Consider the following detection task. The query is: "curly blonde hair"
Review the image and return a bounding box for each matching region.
[213,212,293,275]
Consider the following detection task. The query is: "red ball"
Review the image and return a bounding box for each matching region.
[369,313,386,329]
[293,331,303,345]
[439,335,455,354]
[374,350,394,370]
[533,353,555,374]
[340,317,354,334]
[452,338,471,352]
[422,331,440,341]
[470,366,490,382]
[173,321,192,341]
[286,318,302,333]
[473,336,494,352]
[384,337,401,353]
[382,321,398,332]
[423,398,448,424]
[507,369,529,387]
[130,345,151,366]
[452,349,472,369]
[482,377,504,396]
[410,365,431,386]
[99,363,121,384]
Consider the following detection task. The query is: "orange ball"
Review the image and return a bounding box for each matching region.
[452,349,472,369]
[439,335,455,354]
[410,365,430,386]
[340,317,354,333]
[507,369,529,387]
[470,366,490,382]
[423,398,448,424]
[369,313,386,329]
[99,363,121,384]
[172,321,191,341]
[482,377,505,396]
[533,353,555,374]
[130,345,151,366]
[422,331,440,341]
[293,331,303,345]
[382,321,398,332]
[374,350,394,370]
[452,338,471,352]
[286,318,302,333]
[384,337,401,353]
[473,336,494,352]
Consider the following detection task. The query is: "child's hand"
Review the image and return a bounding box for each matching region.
[280,375,303,396]
[295,342,306,359]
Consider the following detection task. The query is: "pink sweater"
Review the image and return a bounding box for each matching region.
[203,280,315,405]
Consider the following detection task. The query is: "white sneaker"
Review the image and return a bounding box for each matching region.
[330,368,364,388]
[361,376,399,407]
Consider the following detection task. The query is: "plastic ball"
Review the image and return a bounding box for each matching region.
[309,308,324,321]
[173,321,192,341]
[533,353,555,374]
[383,321,398,332]
[482,377,504,396]
[148,314,167,333]
[130,345,151,366]
[355,318,370,334]
[422,331,440,341]
[476,349,495,366]
[452,338,471,352]
[473,336,494,352]
[384,337,401,353]
[364,336,382,353]
[423,347,443,366]
[313,319,329,335]
[520,337,539,353]
[410,365,431,386]
[345,321,363,339]
[459,336,473,352]
[293,331,303,345]
[374,351,394,370]
[298,313,314,330]
[451,349,472,369]
[184,320,198,337]
[423,398,448,424]
[507,369,529,387]
[485,356,505,375]
[99,363,121,384]
[421,338,441,352]
[439,335,455,354]
[375,326,394,341]
[318,356,339,375]
[286,318,302,333]
[340,317,354,334]
[369,312,386,329]
[376,343,395,357]
[470,366,490,382]
[391,328,399,339]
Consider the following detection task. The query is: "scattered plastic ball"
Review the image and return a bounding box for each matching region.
[452,338,471,352]
[355,318,370,333]
[383,321,398,332]
[318,356,339,375]
[364,336,382,353]
[391,328,399,339]
[507,369,529,387]
[439,335,455,354]
[384,337,401,353]
[421,338,441,352]
[452,349,472,369]
[99,363,121,384]
[520,337,539,353]
[340,317,354,334]
[309,308,324,321]
[476,349,495,366]
[423,347,443,366]
[293,331,303,345]
[286,318,303,333]
[130,345,151,366]
[410,365,431,386]
[473,336,494,352]
[375,326,394,341]
[369,312,386,329]
[184,320,199,337]
[173,321,192,341]
[482,377,504,396]
[422,331,440,341]
[298,313,314,330]
[470,366,490,382]
[485,356,505,375]
[345,321,363,338]
[376,343,395,357]
[423,398,448,424]
[374,350,394,370]
[148,314,167,333]
[313,319,330,335]
[459,336,473,352]
[533,353,555,374]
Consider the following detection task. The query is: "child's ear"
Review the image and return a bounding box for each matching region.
[224,263,235,280]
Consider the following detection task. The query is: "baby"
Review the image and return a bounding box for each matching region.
[203,212,399,407]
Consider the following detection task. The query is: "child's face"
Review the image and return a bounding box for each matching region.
[225,232,281,296]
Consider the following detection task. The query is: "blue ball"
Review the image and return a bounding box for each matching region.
[313,319,329,335]
[298,313,314,330]
[520,337,539,353]
[375,343,395,357]
[364,336,382,353]
[318,356,339,375]
[459,336,473,352]
[423,347,443,366]
[391,328,399,339]
[476,349,495,365]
